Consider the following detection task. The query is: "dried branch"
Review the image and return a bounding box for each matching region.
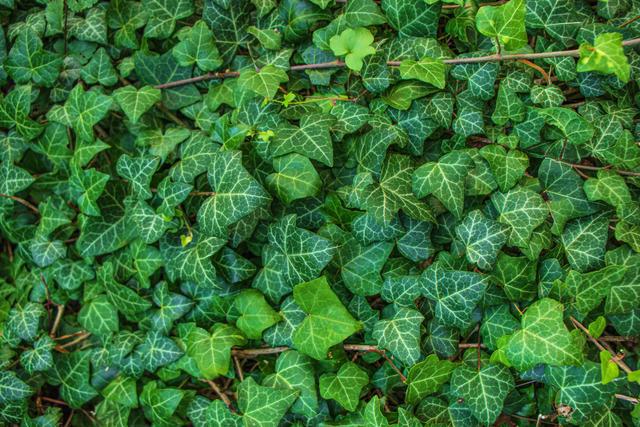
[155,38,640,90]
[0,193,39,214]
[570,317,633,374]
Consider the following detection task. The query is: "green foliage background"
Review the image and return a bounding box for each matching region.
[1,0,640,425]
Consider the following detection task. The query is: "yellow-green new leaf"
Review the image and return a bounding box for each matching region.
[578,32,630,82]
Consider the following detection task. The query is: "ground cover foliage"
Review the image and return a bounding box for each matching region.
[1,0,640,425]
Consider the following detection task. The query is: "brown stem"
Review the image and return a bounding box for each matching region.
[599,335,638,343]
[41,396,69,406]
[620,15,640,28]
[0,194,39,214]
[517,59,551,84]
[615,394,639,404]
[560,161,640,177]
[570,317,632,374]
[232,346,290,357]
[233,356,244,382]
[56,332,90,350]
[156,38,640,90]
[204,380,235,412]
[50,304,64,337]
[343,344,407,383]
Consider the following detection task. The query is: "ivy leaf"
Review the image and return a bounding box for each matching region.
[491,187,548,249]
[561,212,609,273]
[116,154,160,200]
[78,295,119,338]
[455,209,509,270]
[505,298,583,370]
[583,169,631,210]
[266,153,322,204]
[20,336,55,374]
[0,85,43,140]
[319,362,368,412]
[197,150,270,237]
[6,29,62,86]
[479,145,529,192]
[81,47,117,86]
[253,215,335,302]
[450,363,515,425]
[292,277,361,360]
[238,65,289,99]
[271,114,336,167]
[398,57,446,89]
[475,0,527,50]
[422,265,488,330]
[143,0,193,39]
[49,351,98,408]
[373,307,424,366]
[140,381,184,425]
[238,377,298,427]
[48,84,112,141]
[413,150,474,219]
[184,323,246,379]
[0,371,32,404]
[233,289,281,340]
[112,85,161,124]
[406,354,455,404]
[6,303,44,343]
[539,159,597,233]
[160,230,226,290]
[578,32,630,82]
[538,107,594,146]
[544,363,616,424]
[172,20,222,71]
[263,350,318,418]
[329,27,376,71]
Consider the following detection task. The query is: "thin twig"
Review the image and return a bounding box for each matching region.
[0,194,39,214]
[56,332,90,350]
[560,161,640,177]
[233,356,244,382]
[232,346,289,357]
[570,317,632,374]
[154,38,640,90]
[204,380,235,411]
[620,15,640,28]
[41,396,69,406]
[343,344,407,383]
[600,336,638,343]
[50,304,64,337]
[615,394,639,404]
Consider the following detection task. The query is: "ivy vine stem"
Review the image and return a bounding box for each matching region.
[155,38,640,90]
[560,161,640,177]
[570,317,633,375]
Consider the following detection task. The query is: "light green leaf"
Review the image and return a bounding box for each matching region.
[406,354,455,404]
[505,298,583,370]
[578,32,630,82]
[266,153,322,204]
[112,85,161,124]
[292,277,361,360]
[184,323,246,379]
[329,27,376,71]
[319,362,368,412]
[398,56,446,89]
[475,0,527,50]
[238,65,289,99]
[233,289,281,340]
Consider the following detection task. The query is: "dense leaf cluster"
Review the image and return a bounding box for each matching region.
[1,0,640,425]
